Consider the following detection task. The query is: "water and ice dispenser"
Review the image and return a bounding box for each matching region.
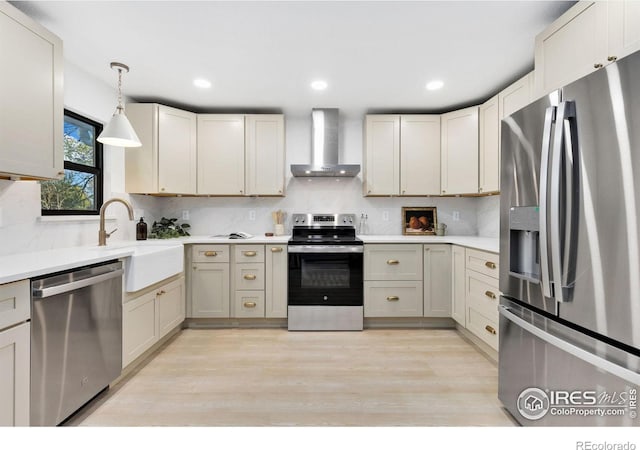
[509,206,540,282]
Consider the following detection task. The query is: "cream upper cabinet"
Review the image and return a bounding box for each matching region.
[197,114,246,196]
[363,115,400,196]
[125,104,197,195]
[479,95,500,194]
[440,106,479,195]
[534,1,608,97]
[245,115,285,196]
[423,245,451,317]
[0,2,63,180]
[608,0,640,61]
[400,115,441,196]
[499,72,533,120]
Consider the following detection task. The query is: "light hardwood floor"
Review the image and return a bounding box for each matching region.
[68,328,517,426]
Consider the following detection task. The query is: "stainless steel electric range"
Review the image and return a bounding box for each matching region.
[287,213,363,331]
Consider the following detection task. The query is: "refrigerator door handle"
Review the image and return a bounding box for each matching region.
[539,106,556,299]
[499,305,640,386]
[561,101,580,297]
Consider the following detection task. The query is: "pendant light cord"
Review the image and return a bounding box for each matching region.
[116,67,124,113]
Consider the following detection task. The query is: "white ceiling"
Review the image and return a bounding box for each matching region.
[13,1,574,118]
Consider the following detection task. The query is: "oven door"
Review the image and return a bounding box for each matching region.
[288,245,363,306]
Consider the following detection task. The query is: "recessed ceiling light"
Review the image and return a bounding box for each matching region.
[426,80,444,91]
[193,78,212,89]
[311,80,328,91]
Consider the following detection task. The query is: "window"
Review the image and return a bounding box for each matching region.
[41,110,104,215]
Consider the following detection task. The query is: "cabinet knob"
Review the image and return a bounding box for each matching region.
[485,290,497,300]
[244,274,257,280]
[485,261,497,269]
[402,190,405,194]
[485,325,497,335]
[386,259,399,265]
[278,190,282,194]
[386,296,400,302]
[271,247,283,253]
[157,290,166,296]
[367,190,371,194]
[442,190,446,194]
[243,251,257,257]
[57,171,65,176]
[243,302,257,308]
[240,190,243,194]
[193,266,197,270]
[479,187,483,192]
[607,56,617,62]
[204,251,218,257]
[594,63,604,69]
[160,187,165,191]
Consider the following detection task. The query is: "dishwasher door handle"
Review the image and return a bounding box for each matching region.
[33,269,124,298]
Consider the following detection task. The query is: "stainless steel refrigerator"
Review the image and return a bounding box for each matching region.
[499,50,640,426]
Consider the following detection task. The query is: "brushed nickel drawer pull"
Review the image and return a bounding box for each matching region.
[244,274,257,280]
[243,302,257,308]
[271,247,283,253]
[485,261,496,269]
[485,290,496,300]
[386,296,400,301]
[485,325,497,335]
[204,251,217,257]
[243,251,257,257]
[387,259,399,265]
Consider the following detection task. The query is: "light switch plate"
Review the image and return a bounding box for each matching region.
[182,210,190,220]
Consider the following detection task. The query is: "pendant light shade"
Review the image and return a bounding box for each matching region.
[97,62,142,148]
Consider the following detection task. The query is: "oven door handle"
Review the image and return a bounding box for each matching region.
[288,245,364,254]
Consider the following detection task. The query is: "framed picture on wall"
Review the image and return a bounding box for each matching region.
[402,207,437,235]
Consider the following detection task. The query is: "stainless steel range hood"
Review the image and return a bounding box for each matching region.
[290,108,360,177]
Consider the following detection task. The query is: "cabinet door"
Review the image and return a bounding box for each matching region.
[608,0,640,61]
[122,292,158,368]
[245,115,285,196]
[364,115,400,196]
[479,95,500,194]
[364,244,423,281]
[190,263,230,318]
[157,277,185,337]
[197,114,245,195]
[265,245,287,318]
[440,106,479,195]
[234,263,265,290]
[364,281,423,317]
[534,1,608,97]
[451,245,466,326]
[0,3,63,180]
[0,322,29,426]
[400,115,440,196]
[499,72,533,119]
[233,291,265,318]
[423,245,451,317]
[158,105,197,194]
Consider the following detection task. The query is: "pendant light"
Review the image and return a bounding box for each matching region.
[97,62,142,147]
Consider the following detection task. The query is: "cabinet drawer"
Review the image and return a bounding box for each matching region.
[192,245,230,263]
[466,306,499,351]
[234,245,265,263]
[466,270,499,322]
[233,291,265,318]
[364,244,423,281]
[234,263,265,290]
[364,281,423,317]
[0,279,30,331]
[465,248,499,279]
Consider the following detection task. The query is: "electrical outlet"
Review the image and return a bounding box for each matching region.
[182,210,190,220]
[249,210,256,221]
[382,211,389,221]
[453,211,460,222]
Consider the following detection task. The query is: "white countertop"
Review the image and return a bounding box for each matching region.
[0,234,497,286]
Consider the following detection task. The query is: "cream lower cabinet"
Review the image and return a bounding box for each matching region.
[123,276,185,368]
[265,245,288,318]
[0,2,63,180]
[423,245,451,317]
[464,249,500,351]
[440,106,479,195]
[125,103,197,195]
[232,245,265,318]
[0,279,30,426]
[364,244,423,317]
[451,245,467,326]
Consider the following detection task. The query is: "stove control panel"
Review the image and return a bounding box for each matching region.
[292,214,357,227]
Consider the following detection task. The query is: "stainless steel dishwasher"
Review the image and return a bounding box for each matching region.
[30,260,123,426]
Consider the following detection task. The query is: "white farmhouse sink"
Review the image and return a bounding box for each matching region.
[125,244,184,292]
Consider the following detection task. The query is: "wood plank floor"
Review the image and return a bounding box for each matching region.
[68,328,517,426]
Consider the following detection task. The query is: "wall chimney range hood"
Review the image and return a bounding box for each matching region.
[290,108,360,177]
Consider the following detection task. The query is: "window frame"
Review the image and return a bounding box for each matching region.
[41,109,104,216]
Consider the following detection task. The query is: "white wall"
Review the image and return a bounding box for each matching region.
[158,117,479,237]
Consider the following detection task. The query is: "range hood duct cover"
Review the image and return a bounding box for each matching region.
[290,108,360,177]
